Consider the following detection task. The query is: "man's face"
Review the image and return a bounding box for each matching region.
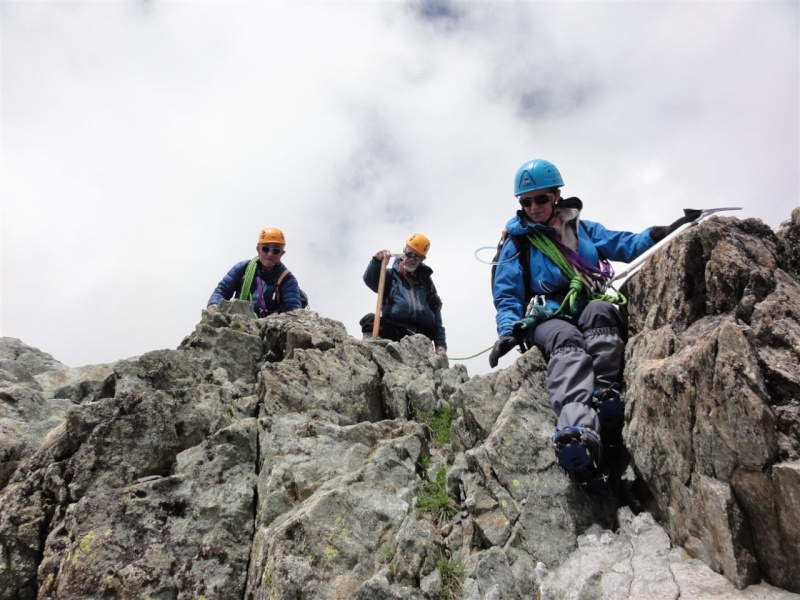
[518,189,560,224]
[257,244,285,268]
[402,246,425,272]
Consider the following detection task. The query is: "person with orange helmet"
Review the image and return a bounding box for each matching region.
[206,227,304,316]
[360,232,447,352]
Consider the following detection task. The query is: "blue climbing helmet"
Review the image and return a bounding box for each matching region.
[514,159,564,196]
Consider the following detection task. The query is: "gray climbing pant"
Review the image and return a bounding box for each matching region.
[526,301,625,432]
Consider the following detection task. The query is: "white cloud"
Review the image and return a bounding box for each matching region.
[2,0,797,378]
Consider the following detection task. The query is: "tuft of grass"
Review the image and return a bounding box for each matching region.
[417,453,431,473]
[418,467,457,522]
[438,554,465,600]
[417,405,453,447]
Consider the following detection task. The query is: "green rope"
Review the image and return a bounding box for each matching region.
[525,232,582,315]
[448,345,493,361]
[239,257,259,302]
[525,232,626,314]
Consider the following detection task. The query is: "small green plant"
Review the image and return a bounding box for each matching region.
[380,544,396,564]
[418,467,457,522]
[438,554,465,600]
[417,453,431,473]
[417,405,453,447]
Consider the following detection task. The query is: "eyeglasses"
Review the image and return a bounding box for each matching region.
[260,246,283,255]
[404,251,425,261]
[518,193,553,208]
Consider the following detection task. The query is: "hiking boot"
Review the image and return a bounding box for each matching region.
[551,426,601,474]
[593,384,624,448]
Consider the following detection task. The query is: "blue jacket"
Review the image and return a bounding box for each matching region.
[364,257,447,349]
[493,214,655,337]
[208,259,302,316]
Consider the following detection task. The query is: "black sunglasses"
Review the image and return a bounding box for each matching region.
[404,251,425,261]
[518,193,553,208]
[260,246,283,255]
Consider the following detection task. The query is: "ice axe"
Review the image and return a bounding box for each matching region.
[371,253,404,338]
[613,207,741,283]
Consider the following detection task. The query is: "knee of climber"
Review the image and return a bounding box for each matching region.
[578,301,624,331]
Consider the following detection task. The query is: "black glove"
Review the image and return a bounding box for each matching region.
[555,196,583,211]
[489,334,518,368]
[650,208,704,243]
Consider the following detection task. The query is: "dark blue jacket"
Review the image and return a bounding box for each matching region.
[493,214,655,337]
[364,257,447,349]
[208,259,302,316]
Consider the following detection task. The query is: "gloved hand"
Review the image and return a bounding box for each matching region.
[512,317,537,337]
[489,334,518,368]
[650,209,704,242]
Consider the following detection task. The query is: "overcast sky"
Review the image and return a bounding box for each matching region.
[2,0,798,377]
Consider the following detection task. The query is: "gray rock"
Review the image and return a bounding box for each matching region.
[1,211,799,599]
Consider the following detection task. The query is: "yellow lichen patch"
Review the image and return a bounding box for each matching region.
[322,515,348,565]
[79,531,96,554]
[512,479,520,487]
[306,554,315,565]
[39,573,55,591]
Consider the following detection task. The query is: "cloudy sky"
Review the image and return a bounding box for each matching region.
[2,0,798,377]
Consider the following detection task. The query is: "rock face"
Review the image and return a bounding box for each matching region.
[623,208,800,592]
[0,208,798,600]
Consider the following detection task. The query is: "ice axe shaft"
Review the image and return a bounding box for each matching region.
[613,207,741,282]
[372,256,389,338]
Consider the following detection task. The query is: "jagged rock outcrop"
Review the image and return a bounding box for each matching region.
[623,207,800,592]
[0,208,798,600]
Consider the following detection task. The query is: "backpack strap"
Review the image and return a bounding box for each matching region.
[416,269,443,310]
[490,232,533,307]
[510,235,532,302]
[507,235,533,306]
[273,269,294,309]
[239,257,260,302]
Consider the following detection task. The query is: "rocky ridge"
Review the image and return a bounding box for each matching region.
[0,208,799,599]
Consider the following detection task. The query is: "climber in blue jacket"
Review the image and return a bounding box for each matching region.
[360,233,447,352]
[489,158,699,487]
[207,227,303,317]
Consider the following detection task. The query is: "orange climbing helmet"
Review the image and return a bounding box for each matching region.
[257,227,286,245]
[405,233,430,257]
